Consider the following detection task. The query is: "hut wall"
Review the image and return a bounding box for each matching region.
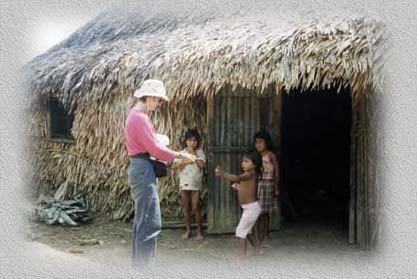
[29,93,207,220]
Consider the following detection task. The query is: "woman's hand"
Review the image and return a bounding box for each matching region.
[181,157,194,165]
[179,153,196,163]
[173,154,193,171]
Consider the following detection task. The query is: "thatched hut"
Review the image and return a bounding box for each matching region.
[26,10,383,249]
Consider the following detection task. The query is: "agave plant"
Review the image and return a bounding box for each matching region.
[35,192,96,226]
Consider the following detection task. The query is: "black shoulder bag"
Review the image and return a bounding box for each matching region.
[150,159,167,178]
[132,153,167,178]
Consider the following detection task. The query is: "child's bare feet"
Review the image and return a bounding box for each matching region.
[254,247,265,256]
[182,231,191,240]
[261,244,271,248]
[261,239,272,248]
[238,255,247,263]
[232,257,246,267]
[196,233,205,241]
[252,239,264,256]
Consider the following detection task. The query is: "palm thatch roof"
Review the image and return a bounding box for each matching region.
[27,11,384,109]
[26,10,384,220]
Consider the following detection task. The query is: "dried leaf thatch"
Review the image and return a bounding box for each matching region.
[25,11,384,220]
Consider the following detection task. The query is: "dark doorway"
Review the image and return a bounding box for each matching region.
[280,86,352,232]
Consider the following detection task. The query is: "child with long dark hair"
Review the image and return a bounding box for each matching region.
[253,130,280,245]
[215,150,263,260]
[173,129,205,240]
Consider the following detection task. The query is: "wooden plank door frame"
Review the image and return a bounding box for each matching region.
[349,92,371,249]
[206,85,281,234]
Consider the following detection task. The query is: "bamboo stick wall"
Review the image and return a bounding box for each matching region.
[29,93,208,220]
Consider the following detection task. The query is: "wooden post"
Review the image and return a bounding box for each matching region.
[206,94,215,233]
[349,91,370,249]
[272,84,282,230]
[348,96,358,244]
[357,93,369,250]
[356,97,364,248]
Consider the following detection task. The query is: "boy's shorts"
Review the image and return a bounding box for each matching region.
[235,201,261,238]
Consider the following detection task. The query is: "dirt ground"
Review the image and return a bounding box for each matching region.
[28,216,361,266]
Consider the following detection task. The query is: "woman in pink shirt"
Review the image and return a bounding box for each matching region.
[125,79,193,265]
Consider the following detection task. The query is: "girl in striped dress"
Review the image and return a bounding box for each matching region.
[254,130,280,245]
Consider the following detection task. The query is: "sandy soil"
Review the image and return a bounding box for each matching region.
[28,217,361,266]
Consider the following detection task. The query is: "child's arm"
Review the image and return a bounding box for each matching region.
[231,183,240,191]
[215,166,254,183]
[171,160,184,171]
[195,158,205,169]
[172,156,194,171]
[215,166,239,182]
[194,149,206,169]
[270,152,280,197]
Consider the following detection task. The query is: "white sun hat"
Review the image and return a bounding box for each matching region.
[134,79,169,101]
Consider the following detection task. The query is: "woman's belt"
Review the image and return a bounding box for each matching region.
[130,152,151,158]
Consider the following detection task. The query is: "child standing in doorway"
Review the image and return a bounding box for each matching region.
[254,130,280,245]
[215,150,263,260]
[173,129,205,240]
